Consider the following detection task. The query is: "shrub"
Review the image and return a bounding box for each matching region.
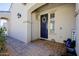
[0,27,6,52]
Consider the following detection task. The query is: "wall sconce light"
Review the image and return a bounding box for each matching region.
[17,13,21,18]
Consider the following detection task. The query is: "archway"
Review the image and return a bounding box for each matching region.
[0,17,8,36]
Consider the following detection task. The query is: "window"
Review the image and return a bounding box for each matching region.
[50,13,55,33]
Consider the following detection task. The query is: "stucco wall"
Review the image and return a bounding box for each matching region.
[8,4,28,43]
[32,4,75,43]
[31,12,40,40]
[76,3,79,56]
[8,3,45,43]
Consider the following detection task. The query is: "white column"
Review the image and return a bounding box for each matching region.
[76,3,79,56]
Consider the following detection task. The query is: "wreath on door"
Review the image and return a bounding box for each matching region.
[42,16,46,23]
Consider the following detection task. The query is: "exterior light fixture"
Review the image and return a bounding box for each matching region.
[17,13,21,18]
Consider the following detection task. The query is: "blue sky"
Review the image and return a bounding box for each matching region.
[0,3,11,11]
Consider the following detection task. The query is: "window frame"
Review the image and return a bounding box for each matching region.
[50,13,55,33]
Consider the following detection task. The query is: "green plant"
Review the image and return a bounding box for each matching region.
[0,27,6,52]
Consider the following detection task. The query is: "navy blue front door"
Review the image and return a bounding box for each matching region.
[40,14,48,38]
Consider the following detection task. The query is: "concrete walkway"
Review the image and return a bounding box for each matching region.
[6,37,50,56]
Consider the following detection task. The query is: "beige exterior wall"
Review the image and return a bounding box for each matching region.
[8,3,45,43]
[32,4,75,43]
[8,3,28,43]
[76,3,79,56]
[31,12,40,40]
